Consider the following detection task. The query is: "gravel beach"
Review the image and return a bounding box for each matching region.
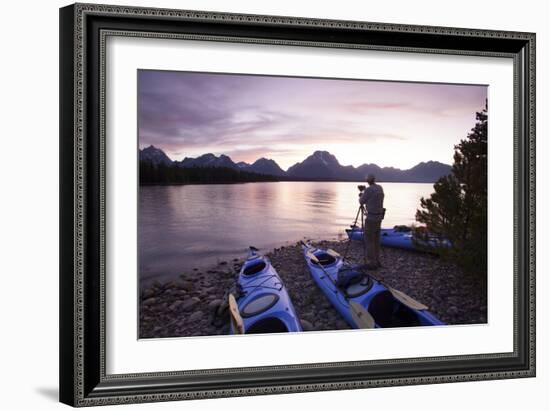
[139,240,487,338]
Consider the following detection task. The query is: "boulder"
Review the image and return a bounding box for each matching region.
[142,297,157,306]
[141,288,155,299]
[208,299,223,309]
[300,319,314,331]
[188,311,204,322]
[179,280,194,292]
[181,297,201,312]
[168,301,184,311]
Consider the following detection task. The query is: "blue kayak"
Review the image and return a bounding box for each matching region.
[345,225,451,251]
[230,248,302,334]
[302,243,445,329]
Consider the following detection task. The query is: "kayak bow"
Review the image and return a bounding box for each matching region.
[229,248,302,334]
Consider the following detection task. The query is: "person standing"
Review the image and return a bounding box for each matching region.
[358,174,385,269]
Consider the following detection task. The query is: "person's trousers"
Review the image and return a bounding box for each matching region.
[364,219,382,265]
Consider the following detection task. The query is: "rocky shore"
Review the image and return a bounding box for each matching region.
[139,240,487,338]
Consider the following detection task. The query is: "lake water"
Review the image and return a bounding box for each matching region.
[139,182,435,284]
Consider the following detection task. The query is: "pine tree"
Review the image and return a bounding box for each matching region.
[415,103,487,278]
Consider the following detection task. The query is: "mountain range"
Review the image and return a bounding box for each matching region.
[139,145,452,183]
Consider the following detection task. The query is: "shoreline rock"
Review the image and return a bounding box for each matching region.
[139,240,487,338]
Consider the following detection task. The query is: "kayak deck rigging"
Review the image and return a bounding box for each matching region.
[239,273,283,294]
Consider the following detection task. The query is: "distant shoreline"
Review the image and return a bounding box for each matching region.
[139,179,437,186]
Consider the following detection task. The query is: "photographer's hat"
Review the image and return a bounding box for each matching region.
[366,174,376,182]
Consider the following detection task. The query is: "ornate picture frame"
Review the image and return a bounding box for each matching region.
[59,3,535,407]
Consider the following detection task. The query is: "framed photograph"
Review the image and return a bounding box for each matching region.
[59,3,535,407]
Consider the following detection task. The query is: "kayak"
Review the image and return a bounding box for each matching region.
[302,243,445,329]
[345,225,451,251]
[229,248,302,334]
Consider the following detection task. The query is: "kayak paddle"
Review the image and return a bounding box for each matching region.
[228,293,245,334]
[350,301,375,329]
[386,288,428,311]
[324,248,429,311]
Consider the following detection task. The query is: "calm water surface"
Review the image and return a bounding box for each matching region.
[139,182,434,284]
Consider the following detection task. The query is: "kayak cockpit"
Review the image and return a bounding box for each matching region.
[310,251,337,266]
[242,260,267,276]
[246,317,289,334]
[368,290,421,328]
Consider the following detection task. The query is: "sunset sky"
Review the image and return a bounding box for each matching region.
[138,70,487,170]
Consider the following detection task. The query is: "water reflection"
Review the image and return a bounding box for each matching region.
[305,187,336,212]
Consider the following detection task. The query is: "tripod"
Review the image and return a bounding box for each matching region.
[342,205,366,264]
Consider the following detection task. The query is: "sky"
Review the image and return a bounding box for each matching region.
[138,70,487,170]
